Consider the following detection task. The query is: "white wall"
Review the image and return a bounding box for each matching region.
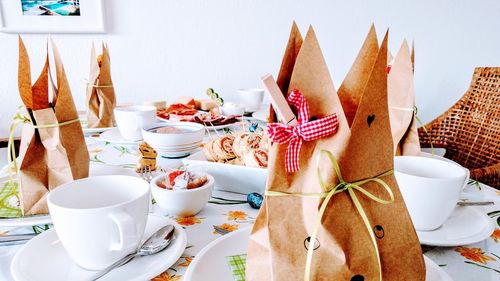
[1,0,499,138]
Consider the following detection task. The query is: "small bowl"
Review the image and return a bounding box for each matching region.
[150,173,214,217]
[142,122,204,148]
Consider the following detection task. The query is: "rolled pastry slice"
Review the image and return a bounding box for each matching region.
[243,148,268,168]
[232,132,250,157]
[202,140,219,162]
[259,133,270,151]
[212,134,236,160]
[235,133,262,157]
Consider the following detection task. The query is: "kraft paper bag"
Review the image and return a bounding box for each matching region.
[86,43,116,128]
[398,42,421,155]
[388,40,420,155]
[17,37,89,215]
[246,27,424,281]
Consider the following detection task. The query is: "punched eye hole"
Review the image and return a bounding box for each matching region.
[374,224,385,239]
[303,236,320,251]
[351,274,365,281]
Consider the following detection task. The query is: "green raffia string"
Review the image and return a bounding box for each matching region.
[6,106,80,184]
[266,150,394,281]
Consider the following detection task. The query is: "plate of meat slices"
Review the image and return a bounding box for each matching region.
[157,103,241,130]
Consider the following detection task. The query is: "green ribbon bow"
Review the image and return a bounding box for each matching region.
[266,149,395,281]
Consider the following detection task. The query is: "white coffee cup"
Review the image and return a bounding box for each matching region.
[395,156,469,231]
[114,105,157,141]
[47,175,150,270]
[237,88,264,113]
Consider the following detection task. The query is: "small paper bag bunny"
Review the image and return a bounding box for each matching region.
[87,43,116,128]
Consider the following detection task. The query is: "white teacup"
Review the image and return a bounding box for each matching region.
[395,156,469,231]
[47,176,150,270]
[114,105,157,141]
[237,88,264,113]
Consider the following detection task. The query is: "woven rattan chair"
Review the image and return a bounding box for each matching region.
[418,67,500,188]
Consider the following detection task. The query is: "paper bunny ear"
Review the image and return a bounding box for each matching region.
[288,26,344,118]
[340,31,393,181]
[51,38,79,121]
[18,36,33,109]
[31,50,50,110]
[99,42,112,81]
[338,24,379,127]
[276,21,303,94]
[268,22,303,122]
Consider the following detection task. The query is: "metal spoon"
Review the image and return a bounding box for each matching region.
[90,224,176,280]
[457,201,494,206]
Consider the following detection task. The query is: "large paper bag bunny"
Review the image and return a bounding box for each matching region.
[87,43,116,128]
[17,37,89,215]
[247,26,425,280]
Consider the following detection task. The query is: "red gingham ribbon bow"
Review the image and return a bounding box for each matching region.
[266,90,339,173]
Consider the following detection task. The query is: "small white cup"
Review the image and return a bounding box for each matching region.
[47,176,150,270]
[395,156,469,231]
[237,88,264,113]
[114,105,157,141]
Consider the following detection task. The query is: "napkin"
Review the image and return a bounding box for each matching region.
[86,43,116,128]
[16,37,89,215]
[246,25,425,280]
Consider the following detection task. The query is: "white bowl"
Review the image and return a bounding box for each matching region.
[142,122,205,147]
[150,173,214,217]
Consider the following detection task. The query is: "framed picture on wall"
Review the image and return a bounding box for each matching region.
[0,0,104,33]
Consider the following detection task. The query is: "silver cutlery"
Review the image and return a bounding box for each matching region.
[140,165,154,183]
[457,201,494,206]
[0,233,38,243]
[90,224,176,280]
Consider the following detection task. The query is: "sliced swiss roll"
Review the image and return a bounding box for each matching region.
[242,148,268,168]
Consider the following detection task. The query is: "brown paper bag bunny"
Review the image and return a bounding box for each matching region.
[246,25,424,281]
[16,37,89,215]
[87,43,116,128]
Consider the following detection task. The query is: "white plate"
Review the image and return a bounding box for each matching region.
[184,226,452,281]
[183,151,267,194]
[99,128,141,145]
[417,206,495,247]
[11,214,187,281]
[0,165,137,227]
[79,114,114,135]
[251,108,268,122]
[156,116,240,131]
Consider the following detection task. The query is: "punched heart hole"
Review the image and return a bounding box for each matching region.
[367,114,376,127]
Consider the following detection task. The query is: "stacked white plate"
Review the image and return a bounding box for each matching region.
[143,122,204,158]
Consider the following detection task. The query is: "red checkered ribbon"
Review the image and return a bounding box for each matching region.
[267,90,339,173]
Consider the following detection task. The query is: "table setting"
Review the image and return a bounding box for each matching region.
[0,22,499,281]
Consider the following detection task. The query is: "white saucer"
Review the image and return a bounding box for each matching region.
[251,108,268,122]
[0,165,137,227]
[79,114,114,135]
[11,214,187,281]
[417,206,495,247]
[99,128,141,145]
[184,226,452,281]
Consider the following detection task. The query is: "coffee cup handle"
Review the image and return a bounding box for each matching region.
[109,212,137,252]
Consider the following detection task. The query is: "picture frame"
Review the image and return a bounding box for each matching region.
[0,0,104,33]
